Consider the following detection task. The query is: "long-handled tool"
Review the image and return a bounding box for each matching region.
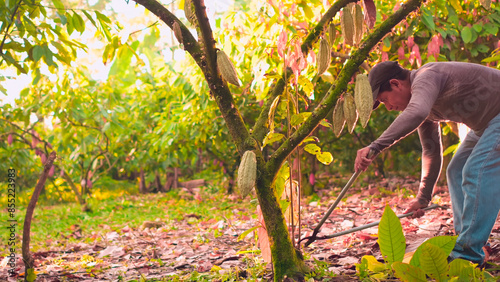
[299,204,441,244]
[301,149,375,247]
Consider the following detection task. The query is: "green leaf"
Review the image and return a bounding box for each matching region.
[410,235,457,268]
[360,255,387,273]
[448,258,482,280]
[56,11,67,25]
[461,26,472,43]
[237,225,260,242]
[102,122,111,133]
[419,243,448,281]
[52,0,65,10]
[449,0,463,13]
[298,75,314,97]
[298,3,314,20]
[482,54,500,63]
[263,132,285,147]
[304,143,321,155]
[392,262,427,282]
[443,143,458,156]
[421,8,435,31]
[32,45,43,62]
[82,10,97,27]
[72,12,85,33]
[290,112,311,126]
[378,205,405,264]
[316,151,332,165]
[26,268,37,282]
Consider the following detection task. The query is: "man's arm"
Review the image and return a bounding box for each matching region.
[415,120,443,205]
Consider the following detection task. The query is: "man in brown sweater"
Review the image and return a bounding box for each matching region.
[354,61,500,266]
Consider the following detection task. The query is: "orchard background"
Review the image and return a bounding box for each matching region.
[1,0,500,281]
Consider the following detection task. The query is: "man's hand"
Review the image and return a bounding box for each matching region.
[354,147,374,172]
[404,200,428,218]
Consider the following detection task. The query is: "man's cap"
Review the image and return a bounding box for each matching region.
[368,61,404,109]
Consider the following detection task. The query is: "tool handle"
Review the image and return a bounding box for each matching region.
[316,204,441,240]
[311,149,375,235]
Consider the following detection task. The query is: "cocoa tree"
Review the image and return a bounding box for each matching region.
[132,0,424,279]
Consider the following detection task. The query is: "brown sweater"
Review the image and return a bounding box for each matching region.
[369,62,500,204]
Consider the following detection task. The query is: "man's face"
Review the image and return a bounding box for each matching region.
[376,79,411,112]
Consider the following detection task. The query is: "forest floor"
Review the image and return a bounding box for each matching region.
[2,175,500,281]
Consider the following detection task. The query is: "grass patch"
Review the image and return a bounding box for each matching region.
[0,177,254,256]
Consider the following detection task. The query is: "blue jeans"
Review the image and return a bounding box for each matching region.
[446,113,500,264]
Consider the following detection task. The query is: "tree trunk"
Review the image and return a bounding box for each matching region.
[23,152,56,281]
[131,0,424,279]
[61,170,89,212]
[139,168,147,194]
[255,173,310,279]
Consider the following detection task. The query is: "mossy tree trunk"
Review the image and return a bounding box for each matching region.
[133,0,423,279]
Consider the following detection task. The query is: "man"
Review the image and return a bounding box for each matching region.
[354,61,500,266]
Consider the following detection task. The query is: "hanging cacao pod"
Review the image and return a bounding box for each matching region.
[353,4,364,45]
[332,97,346,137]
[328,23,336,47]
[341,5,355,46]
[354,74,373,128]
[343,93,358,133]
[217,50,240,86]
[317,38,331,75]
[173,21,183,45]
[8,134,13,146]
[237,151,257,198]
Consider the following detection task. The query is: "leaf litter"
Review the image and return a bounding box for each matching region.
[2,177,500,281]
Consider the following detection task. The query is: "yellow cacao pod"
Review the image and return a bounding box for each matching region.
[328,23,336,46]
[173,21,183,45]
[353,4,364,45]
[217,50,240,86]
[354,74,373,128]
[237,151,257,198]
[317,38,331,75]
[343,93,358,133]
[341,5,355,46]
[332,97,346,137]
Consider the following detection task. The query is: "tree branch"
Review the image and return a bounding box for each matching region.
[192,0,217,76]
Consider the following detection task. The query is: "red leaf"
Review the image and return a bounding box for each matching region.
[256,205,272,263]
[362,0,377,29]
[309,173,315,186]
[412,44,421,67]
[277,29,287,58]
[398,46,405,61]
